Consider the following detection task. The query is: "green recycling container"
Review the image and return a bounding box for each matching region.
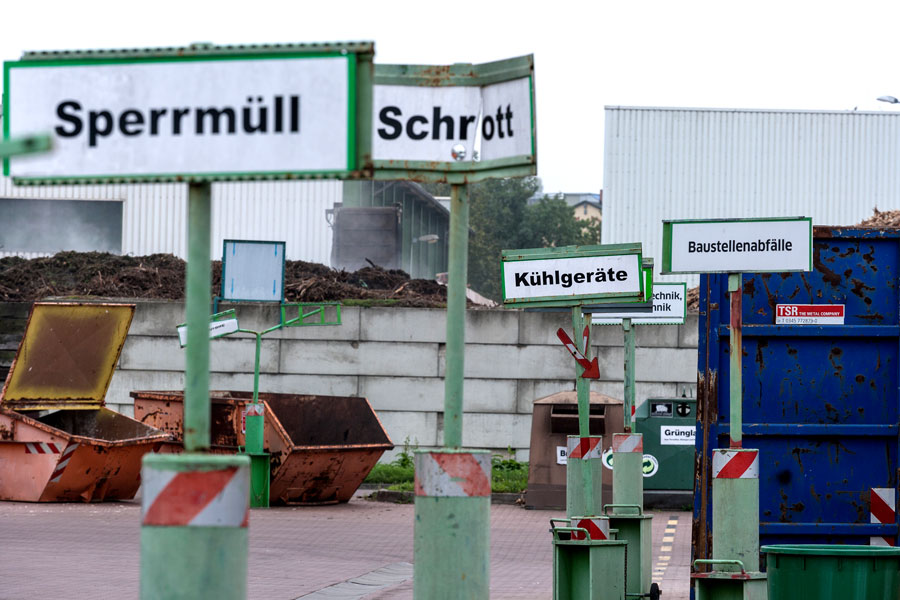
[762,544,900,600]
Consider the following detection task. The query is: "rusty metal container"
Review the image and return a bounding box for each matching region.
[525,391,624,510]
[0,302,169,502]
[132,390,394,504]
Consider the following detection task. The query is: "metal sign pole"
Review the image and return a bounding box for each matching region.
[728,273,743,448]
[141,182,250,600]
[623,317,635,431]
[414,182,491,599]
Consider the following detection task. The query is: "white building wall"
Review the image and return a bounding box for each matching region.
[0,175,341,263]
[602,107,900,285]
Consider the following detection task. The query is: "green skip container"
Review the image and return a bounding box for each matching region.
[762,544,900,600]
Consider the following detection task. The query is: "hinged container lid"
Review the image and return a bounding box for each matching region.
[1,303,135,410]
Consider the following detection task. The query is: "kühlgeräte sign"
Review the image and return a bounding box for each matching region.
[3,43,373,183]
[593,282,687,325]
[662,217,812,274]
[501,243,643,307]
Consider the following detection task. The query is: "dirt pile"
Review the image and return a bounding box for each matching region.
[856,208,900,227]
[0,251,451,307]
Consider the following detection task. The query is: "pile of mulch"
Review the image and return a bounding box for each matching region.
[856,207,900,227]
[0,251,451,308]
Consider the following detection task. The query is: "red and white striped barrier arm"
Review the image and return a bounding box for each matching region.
[567,436,603,460]
[24,442,64,454]
[49,443,80,483]
[571,517,610,541]
[870,488,896,547]
[612,433,643,454]
[712,449,759,479]
[142,464,250,527]
[414,452,491,497]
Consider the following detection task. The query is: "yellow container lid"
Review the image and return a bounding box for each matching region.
[1,302,135,410]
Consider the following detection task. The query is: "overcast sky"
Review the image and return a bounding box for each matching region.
[4,0,900,193]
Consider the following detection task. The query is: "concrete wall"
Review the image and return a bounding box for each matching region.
[2,301,699,462]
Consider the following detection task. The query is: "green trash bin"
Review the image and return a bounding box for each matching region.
[762,544,900,600]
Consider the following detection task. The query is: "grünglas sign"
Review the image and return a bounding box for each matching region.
[662,217,812,274]
[373,76,533,163]
[3,45,370,182]
[501,244,643,306]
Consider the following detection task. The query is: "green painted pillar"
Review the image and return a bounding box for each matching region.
[568,307,596,516]
[414,449,490,599]
[184,182,211,452]
[712,448,760,570]
[566,435,604,519]
[609,433,653,598]
[611,433,643,508]
[141,454,250,599]
[443,183,469,449]
[140,182,248,599]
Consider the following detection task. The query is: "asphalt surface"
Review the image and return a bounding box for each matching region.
[0,492,691,599]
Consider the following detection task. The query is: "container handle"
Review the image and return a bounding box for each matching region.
[692,559,746,574]
[604,504,643,516]
[549,518,570,530]
[550,526,590,541]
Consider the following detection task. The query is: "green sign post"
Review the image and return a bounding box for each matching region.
[4,41,374,600]
[373,55,536,599]
[663,217,812,600]
[502,244,653,600]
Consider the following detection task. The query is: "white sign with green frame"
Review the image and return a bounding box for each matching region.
[661,217,812,274]
[373,55,536,183]
[3,43,373,183]
[501,243,644,308]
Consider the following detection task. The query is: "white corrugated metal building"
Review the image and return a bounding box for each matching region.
[602,107,900,284]
[0,175,342,263]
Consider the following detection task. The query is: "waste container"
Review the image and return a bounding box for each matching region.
[0,302,169,502]
[526,391,624,510]
[132,390,394,504]
[762,544,900,600]
[634,397,696,507]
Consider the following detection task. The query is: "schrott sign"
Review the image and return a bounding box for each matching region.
[372,55,536,183]
[662,217,812,274]
[3,43,373,183]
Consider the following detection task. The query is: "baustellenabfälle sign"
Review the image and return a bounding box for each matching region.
[501,243,643,307]
[661,217,812,274]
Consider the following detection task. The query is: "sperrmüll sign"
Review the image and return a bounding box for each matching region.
[662,217,812,274]
[3,43,372,182]
[501,243,643,306]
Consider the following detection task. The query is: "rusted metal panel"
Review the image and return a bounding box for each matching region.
[2,302,134,411]
[694,227,900,559]
[0,302,167,502]
[131,390,394,505]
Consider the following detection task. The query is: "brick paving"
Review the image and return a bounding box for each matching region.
[0,494,692,599]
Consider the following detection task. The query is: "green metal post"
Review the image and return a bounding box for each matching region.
[566,435,604,519]
[141,454,250,600]
[141,182,248,599]
[443,183,468,449]
[414,449,490,599]
[623,318,635,431]
[245,332,269,507]
[728,273,742,448]
[184,182,211,452]
[570,307,596,517]
[413,184,489,599]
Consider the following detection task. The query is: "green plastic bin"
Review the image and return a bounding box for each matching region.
[762,544,900,600]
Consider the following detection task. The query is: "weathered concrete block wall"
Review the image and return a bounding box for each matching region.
[2,301,699,462]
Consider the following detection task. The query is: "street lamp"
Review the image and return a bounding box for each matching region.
[877,96,900,104]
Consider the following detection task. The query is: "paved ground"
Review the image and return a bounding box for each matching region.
[0,493,691,599]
